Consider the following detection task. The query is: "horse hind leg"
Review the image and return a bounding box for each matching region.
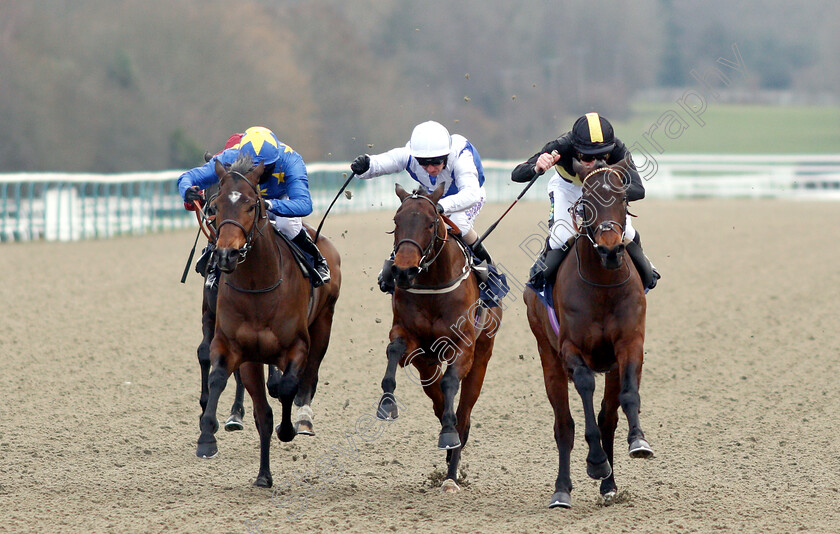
[442,342,492,493]
[197,302,214,418]
[224,369,246,432]
[274,357,303,443]
[598,367,621,504]
[294,307,336,436]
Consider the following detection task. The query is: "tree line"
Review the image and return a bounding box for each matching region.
[0,0,835,172]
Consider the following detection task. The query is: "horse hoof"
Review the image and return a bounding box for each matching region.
[549,491,572,509]
[601,490,617,506]
[376,398,399,421]
[441,479,460,493]
[629,438,654,458]
[276,422,297,443]
[224,414,244,432]
[294,420,315,436]
[196,442,218,459]
[254,474,273,488]
[586,459,612,480]
[437,431,461,450]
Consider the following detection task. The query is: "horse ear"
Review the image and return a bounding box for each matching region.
[610,157,630,173]
[214,159,226,179]
[250,161,265,186]
[395,183,410,201]
[429,182,446,204]
[572,158,586,179]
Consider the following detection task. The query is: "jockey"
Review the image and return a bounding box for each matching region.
[349,120,492,293]
[178,126,331,288]
[510,113,659,292]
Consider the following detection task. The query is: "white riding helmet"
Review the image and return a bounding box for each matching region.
[409,121,452,158]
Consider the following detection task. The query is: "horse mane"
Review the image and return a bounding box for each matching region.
[229,154,254,176]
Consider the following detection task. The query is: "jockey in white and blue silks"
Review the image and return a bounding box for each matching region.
[350,121,492,292]
[178,126,330,287]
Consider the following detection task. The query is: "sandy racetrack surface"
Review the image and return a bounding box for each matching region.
[1,199,839,533]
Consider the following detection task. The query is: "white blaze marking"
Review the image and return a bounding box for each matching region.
[228,191,242,203]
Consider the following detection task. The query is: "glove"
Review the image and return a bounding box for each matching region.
[184,186,204,211]
[263,198,276,214]
[350,154,370,175]
[436,203,445,214]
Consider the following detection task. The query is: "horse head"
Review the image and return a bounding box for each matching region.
[572,158,630,270]
[391,182,446,288]
[211,155,267,273]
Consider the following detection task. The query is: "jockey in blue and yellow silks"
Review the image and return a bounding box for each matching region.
[178,126,330,287]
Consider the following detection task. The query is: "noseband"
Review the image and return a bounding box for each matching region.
[393,193,448,273]
[215,170,268,263]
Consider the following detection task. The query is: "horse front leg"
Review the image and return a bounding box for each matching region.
[617,343,654,458]
[240,363,274,487]
[538,340,574,508]
[437,361,464,451]
[197,342,235,459]
[377,328,414,421]
[566,350,612,481]
[598,367,621,503]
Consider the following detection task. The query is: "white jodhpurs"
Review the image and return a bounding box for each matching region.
[267,212,302,239]
[446,195,485,237]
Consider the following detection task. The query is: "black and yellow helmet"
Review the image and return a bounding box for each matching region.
[571,113,616,156]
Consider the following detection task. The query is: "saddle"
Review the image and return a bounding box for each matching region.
[274,230,323,289]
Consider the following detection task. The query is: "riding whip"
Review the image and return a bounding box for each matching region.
[473,151,558,248]
[180,225,202,284]
[314,172,356,242]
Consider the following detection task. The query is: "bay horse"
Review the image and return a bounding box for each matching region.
[376,183,502,492]
[524,159,653,509]
[196,154,341,488]
[194,182,248,432]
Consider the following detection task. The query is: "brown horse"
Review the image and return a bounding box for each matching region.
[524,159,653,509]
[194,182,249,432]
[376,183,502,492]
[196,155,341,488]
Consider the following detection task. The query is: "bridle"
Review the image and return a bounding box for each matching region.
[391,193,473,294]
[215,170,269,264]
[393,193,449,274]
[571,167,632,288]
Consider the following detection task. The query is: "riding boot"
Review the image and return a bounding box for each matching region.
[626,239,660,292]
[377,252,396,294]
[195,245,213,275]
[292,229,330,287]
[469,241,494,265]
[528,246,569,291]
